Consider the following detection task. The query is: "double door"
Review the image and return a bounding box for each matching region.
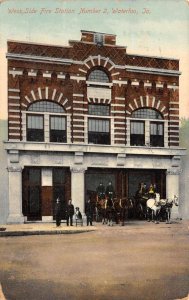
[22,167,71,221]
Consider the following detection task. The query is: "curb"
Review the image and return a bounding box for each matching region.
[0,229,96,237]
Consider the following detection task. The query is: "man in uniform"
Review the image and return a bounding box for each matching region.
[66,199,74,226]
[55,197,61,227]
[96,182,105,200]
[148,183,156,199]
[106,181,115,200]
[85,198,93,226]
[141,183,148,200]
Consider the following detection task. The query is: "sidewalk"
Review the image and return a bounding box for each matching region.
[0,222,96,237]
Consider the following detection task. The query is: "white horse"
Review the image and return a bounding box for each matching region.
[160,195,179,224]
[146,193,161,224]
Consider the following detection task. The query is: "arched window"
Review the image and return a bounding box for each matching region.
[26,101,67,143]
[88,69,109,83]
[130,108,164,147]
[131,108,163,120]
[28,101,65,113]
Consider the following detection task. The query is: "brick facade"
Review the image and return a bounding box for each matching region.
[7,30,180,147]
[4,30,185,223]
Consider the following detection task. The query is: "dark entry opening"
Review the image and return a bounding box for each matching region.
[22,168,42,221]
[85,168,166,220]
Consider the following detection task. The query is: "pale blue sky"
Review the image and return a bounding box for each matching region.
[0,0,189,118]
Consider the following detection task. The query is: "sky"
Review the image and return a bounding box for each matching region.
[0,0,189,120]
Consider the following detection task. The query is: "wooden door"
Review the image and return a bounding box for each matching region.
[41,186,53,216]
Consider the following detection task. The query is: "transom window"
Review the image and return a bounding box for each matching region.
[131,108,163,120]
[88,70,109,83]
[88,104,110,116]
[28,101,65,113]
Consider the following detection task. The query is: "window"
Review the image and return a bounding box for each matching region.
[28,101,65,113]
[88,104,110,116]
[88,118,110,145]
[94,33,104,46]
[88,70,109,83]
[26,101,67,143]
[131,108,163,120]
[27,115,44,141]
[130,108,164,147]
[130,121,145,146]
[50,116,66,142]
[150,122,164,147]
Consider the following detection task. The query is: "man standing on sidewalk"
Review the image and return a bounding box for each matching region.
[66,200,74,226]
[86,198,93,226]
[55,197,61,227]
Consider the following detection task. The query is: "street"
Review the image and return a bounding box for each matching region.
[0,221,189,300]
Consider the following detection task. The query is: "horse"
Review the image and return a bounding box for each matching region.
[146,193,161,224]
[114,198,133,226]
[135,195,149,220]
[96,197,107,224]
[105,196,114,226]
[160,195,179,224]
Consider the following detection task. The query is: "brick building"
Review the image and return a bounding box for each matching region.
[4,30,186,223]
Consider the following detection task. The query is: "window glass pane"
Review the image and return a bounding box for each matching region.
[89,119,109,133]
[88,118,110,145]
[131,108,163,120]
[53,169,65,185]
[150,122,163,135]
[94,33,104,45]
[27,115,43,129]
[131,121,144,134]
[28,169,41,184]
[50,116,66,130]
[50,116,67,143]
[27,115,44,141]
[150,122,164,147]
[28,101,65,113]
[89,104,110,116]
[88,70,109,83]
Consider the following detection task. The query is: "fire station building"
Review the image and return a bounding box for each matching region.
[4,30,186,223]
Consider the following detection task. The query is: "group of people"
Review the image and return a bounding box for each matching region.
[55,199,75,227]
[135,182,157,201]
[96,181,115,200]
[54,198,94,227]
[54,181,115,227]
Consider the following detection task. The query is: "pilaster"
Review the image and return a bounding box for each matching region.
[166,168,181,220]
[7,166,24,223]
[70,167,86,214]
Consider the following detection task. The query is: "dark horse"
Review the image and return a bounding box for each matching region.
[96,197,107,224]
[113,197,133,226]
[105,196,114,226]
